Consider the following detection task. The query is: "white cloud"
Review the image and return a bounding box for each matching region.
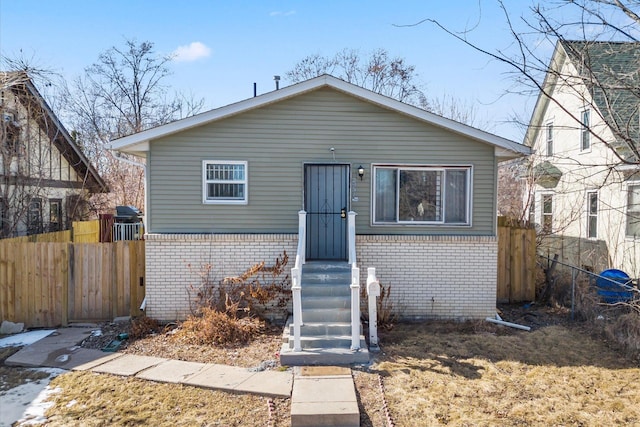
[172,42,211,62]
[270,10,296,17]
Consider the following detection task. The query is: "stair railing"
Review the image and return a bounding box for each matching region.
[291,210,306,352]
[348,211,360,351]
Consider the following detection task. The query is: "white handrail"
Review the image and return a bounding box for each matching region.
[291,210,306,352]
[348,211,360,351]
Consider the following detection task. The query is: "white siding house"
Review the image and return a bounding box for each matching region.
[525,41,640,278]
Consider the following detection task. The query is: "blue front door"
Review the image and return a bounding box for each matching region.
[304,164,349,260]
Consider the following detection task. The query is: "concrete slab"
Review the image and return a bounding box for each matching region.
[136,360,207,384]
[184,364,254,390]
[71,353,124,371]
[298,366,351,377]
[235,370,293,398]
[292,377,357,402]
[91,354,166,376]
[290,402,360,427]
[5,327,95,367]
[291,371,359,427]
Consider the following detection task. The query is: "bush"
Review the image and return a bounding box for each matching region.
[360,283,397,330]
[173,307,264,346]
[186,252,291,321]
[129,316,161,339]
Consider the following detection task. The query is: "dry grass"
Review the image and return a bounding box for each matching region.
[45,371,290,426]
[34,306,640,426]
[374,319,640,426]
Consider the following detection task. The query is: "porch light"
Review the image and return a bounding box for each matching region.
[358,165,365,180]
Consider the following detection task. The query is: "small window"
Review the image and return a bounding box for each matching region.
[203,161,248,204]
[28,198,43,235]
[546,123,553,156]
[373,165,471,225]
[587,191,597,238]
[580,110,590,151]
[542,194,553,233]
[626,183,640,238]
[49,199,62,232]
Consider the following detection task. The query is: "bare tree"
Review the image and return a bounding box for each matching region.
[413,1,640,275]
[63,38,204,210]
[286,48,482,126]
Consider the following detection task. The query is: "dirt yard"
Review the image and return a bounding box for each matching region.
[4,304,640,426]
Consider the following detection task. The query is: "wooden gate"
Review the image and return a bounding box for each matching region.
[497,217,537,303]
[0,241,145,327]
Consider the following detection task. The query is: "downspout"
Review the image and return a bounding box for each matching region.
[108,149,148,228]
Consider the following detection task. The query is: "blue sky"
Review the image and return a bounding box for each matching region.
[0,1,548,141]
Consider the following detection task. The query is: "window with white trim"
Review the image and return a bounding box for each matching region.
[580,110,590,151]
[587,191,597,239]
[202,161,248,204]
[626,183,640,238]
[546,122,553,156]
[373,165,471,225]
[542,194,553,233]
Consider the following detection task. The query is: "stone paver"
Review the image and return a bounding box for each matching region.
[91,354,166,376]
[185,364,255,389]
[72,353,124,371]
[136,360,207,383]
[235,370,293,398]
[291,367,359,427]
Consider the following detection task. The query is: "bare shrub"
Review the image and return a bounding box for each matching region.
[606,311,640,355]
[129,316,162,340]
[360,283,398,331]
[186,251,291,321]
[174,307,264,346]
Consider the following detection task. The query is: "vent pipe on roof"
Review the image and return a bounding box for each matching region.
[274,75,280,90]
[253,82,257,97]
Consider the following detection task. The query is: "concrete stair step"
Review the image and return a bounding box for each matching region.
[301,284,350,297]
[302,296,350,309]
[288,322,354,337]
[300,273,350,284]
[302,262,351,274]
[302,308,350,323]
[280,342,370,366]
[289,335,355,350]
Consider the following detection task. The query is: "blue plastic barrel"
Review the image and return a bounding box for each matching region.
[596,269,633,303]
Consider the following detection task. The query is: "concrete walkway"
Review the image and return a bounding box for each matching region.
[5,327,292,398]
[4,327,361,425]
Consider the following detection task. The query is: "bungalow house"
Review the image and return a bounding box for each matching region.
[1,72,108,237]
[524,41,640,278]
[111,74,529,360]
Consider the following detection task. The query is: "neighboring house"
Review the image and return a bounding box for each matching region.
[524,41,640,278]
[0,72,108,237]
[111,74,529,322]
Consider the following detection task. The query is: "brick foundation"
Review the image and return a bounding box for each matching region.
[145,233,497,321]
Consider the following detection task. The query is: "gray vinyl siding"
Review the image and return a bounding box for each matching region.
[148,88,497,235]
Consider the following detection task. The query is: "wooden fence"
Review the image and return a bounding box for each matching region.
[0,220,101,244]
[0,240,145,327]
[497,217,537,303]
[72,220,101,243]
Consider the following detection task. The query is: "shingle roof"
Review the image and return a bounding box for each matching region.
[560,40,640,161]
